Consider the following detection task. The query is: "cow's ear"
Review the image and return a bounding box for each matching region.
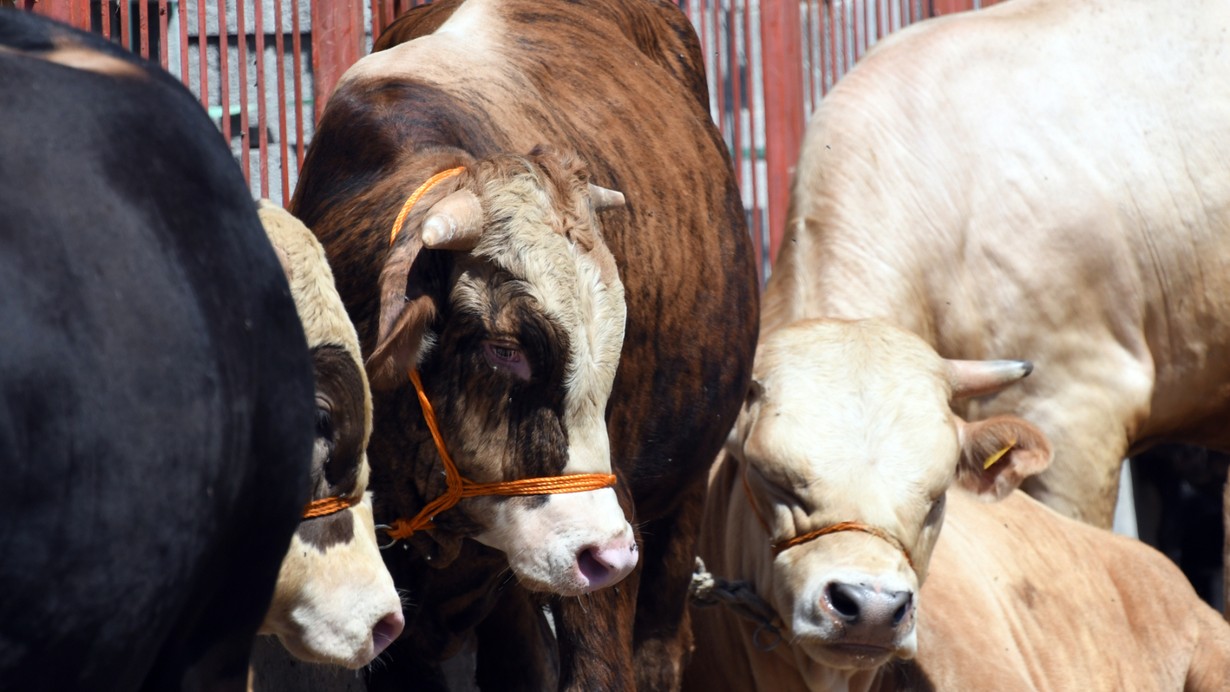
[365,227,440,390]
[726,377,764,459]
[955,415,1052,500]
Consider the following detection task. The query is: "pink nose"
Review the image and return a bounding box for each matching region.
[371,609,405,657]
[576,538,639,592]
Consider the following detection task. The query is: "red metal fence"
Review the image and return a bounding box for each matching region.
[19,0,999,275]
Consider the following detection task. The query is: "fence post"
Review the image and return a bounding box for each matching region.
[311,0,364,121]
[760,0,805,265]
[28,0,91,28]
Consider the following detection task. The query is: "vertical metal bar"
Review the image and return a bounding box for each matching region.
[851,0,861,63]
[743,0,763,278]
[158,0,169,69]
[176,0,189,84]
[313,0,363,122]
[255,0,269,198]
[760,0,803,266]
[730,0,743,191]
[713,0,718,150]
[139,0,150,58]
[370,0,381,45]
[217,0,231,143]
[292,0,305,170]
[119,0,130,49]
[195,0,208,109]
[274,0,291,203]
[237,0,251,184]
[800,0,813,112]
[100,0,112,40]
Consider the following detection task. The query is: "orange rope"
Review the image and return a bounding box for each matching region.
[741,467,914,570]
[389,166,466,247]
[383,369,617,542]
[773,522,915,571]
[302,494,359,519]
[378,171,617,543]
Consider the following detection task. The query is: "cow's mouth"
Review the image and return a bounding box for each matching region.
[798,638,900,670]
[827,643,893,658]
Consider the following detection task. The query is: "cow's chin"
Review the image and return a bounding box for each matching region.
[796,630,917,671]
[474,487,638,596]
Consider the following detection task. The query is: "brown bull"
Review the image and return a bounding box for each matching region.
[289,0,759,689]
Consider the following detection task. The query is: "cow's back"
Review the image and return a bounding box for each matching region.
[917,491,1230,690]
[0,11,314,689]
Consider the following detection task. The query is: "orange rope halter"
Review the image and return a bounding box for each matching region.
[741,465,914,570]
[388,166,466,247]
[302,494,359,520]
[378,168,618,545]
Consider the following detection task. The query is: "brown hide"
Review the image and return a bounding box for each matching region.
[289,0,758,689]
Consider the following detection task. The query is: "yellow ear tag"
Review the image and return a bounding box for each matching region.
[983,439,1017,470]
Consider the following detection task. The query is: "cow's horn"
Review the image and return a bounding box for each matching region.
[421,189,483,251]
[588,183,626,211]
[947,359,1033,399]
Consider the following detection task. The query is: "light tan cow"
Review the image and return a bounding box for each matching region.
[768,0,1230,602]
[685,320,1230,691]
[254,201,404,668]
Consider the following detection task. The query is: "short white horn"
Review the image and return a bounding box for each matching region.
[947,359,1033,399]
[588,183,626,211]
[421,189,483,251]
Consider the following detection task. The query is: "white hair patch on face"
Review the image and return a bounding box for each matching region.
[472,172,627,476]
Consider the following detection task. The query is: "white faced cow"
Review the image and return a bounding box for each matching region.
[254,202,403,669]
[765,0,1230,607]
[686,320,1230,692]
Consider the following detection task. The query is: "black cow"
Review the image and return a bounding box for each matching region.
[0,10,313,691]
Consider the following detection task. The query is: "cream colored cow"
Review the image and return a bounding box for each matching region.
[767,0,1230,604]
[255,201,404,668]
[685,320,1230,691]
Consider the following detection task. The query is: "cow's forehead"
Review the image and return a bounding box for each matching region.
[750,321,958,498]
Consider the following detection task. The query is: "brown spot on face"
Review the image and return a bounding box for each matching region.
[297,508,356,552]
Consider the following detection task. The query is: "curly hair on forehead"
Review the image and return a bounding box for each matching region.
[468,145,603,251]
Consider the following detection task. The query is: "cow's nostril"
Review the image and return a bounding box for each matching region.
[578,546,612,583]
[576,542,638,591]
[826,582,863,623]
[371,610,405,656]
[890,592,913,627]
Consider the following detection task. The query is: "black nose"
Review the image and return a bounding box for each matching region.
[824,581,913,628]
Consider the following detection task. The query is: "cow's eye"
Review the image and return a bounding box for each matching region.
[315,405,334,441]
[483,340,531,380]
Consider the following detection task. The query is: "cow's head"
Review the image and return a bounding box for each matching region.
[727,319,1051,671]
[255,201,404,668]
[366,148,636,596]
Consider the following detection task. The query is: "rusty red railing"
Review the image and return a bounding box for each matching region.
[18,0,997,271]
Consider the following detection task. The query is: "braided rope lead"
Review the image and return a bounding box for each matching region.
[689,557,784,652]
